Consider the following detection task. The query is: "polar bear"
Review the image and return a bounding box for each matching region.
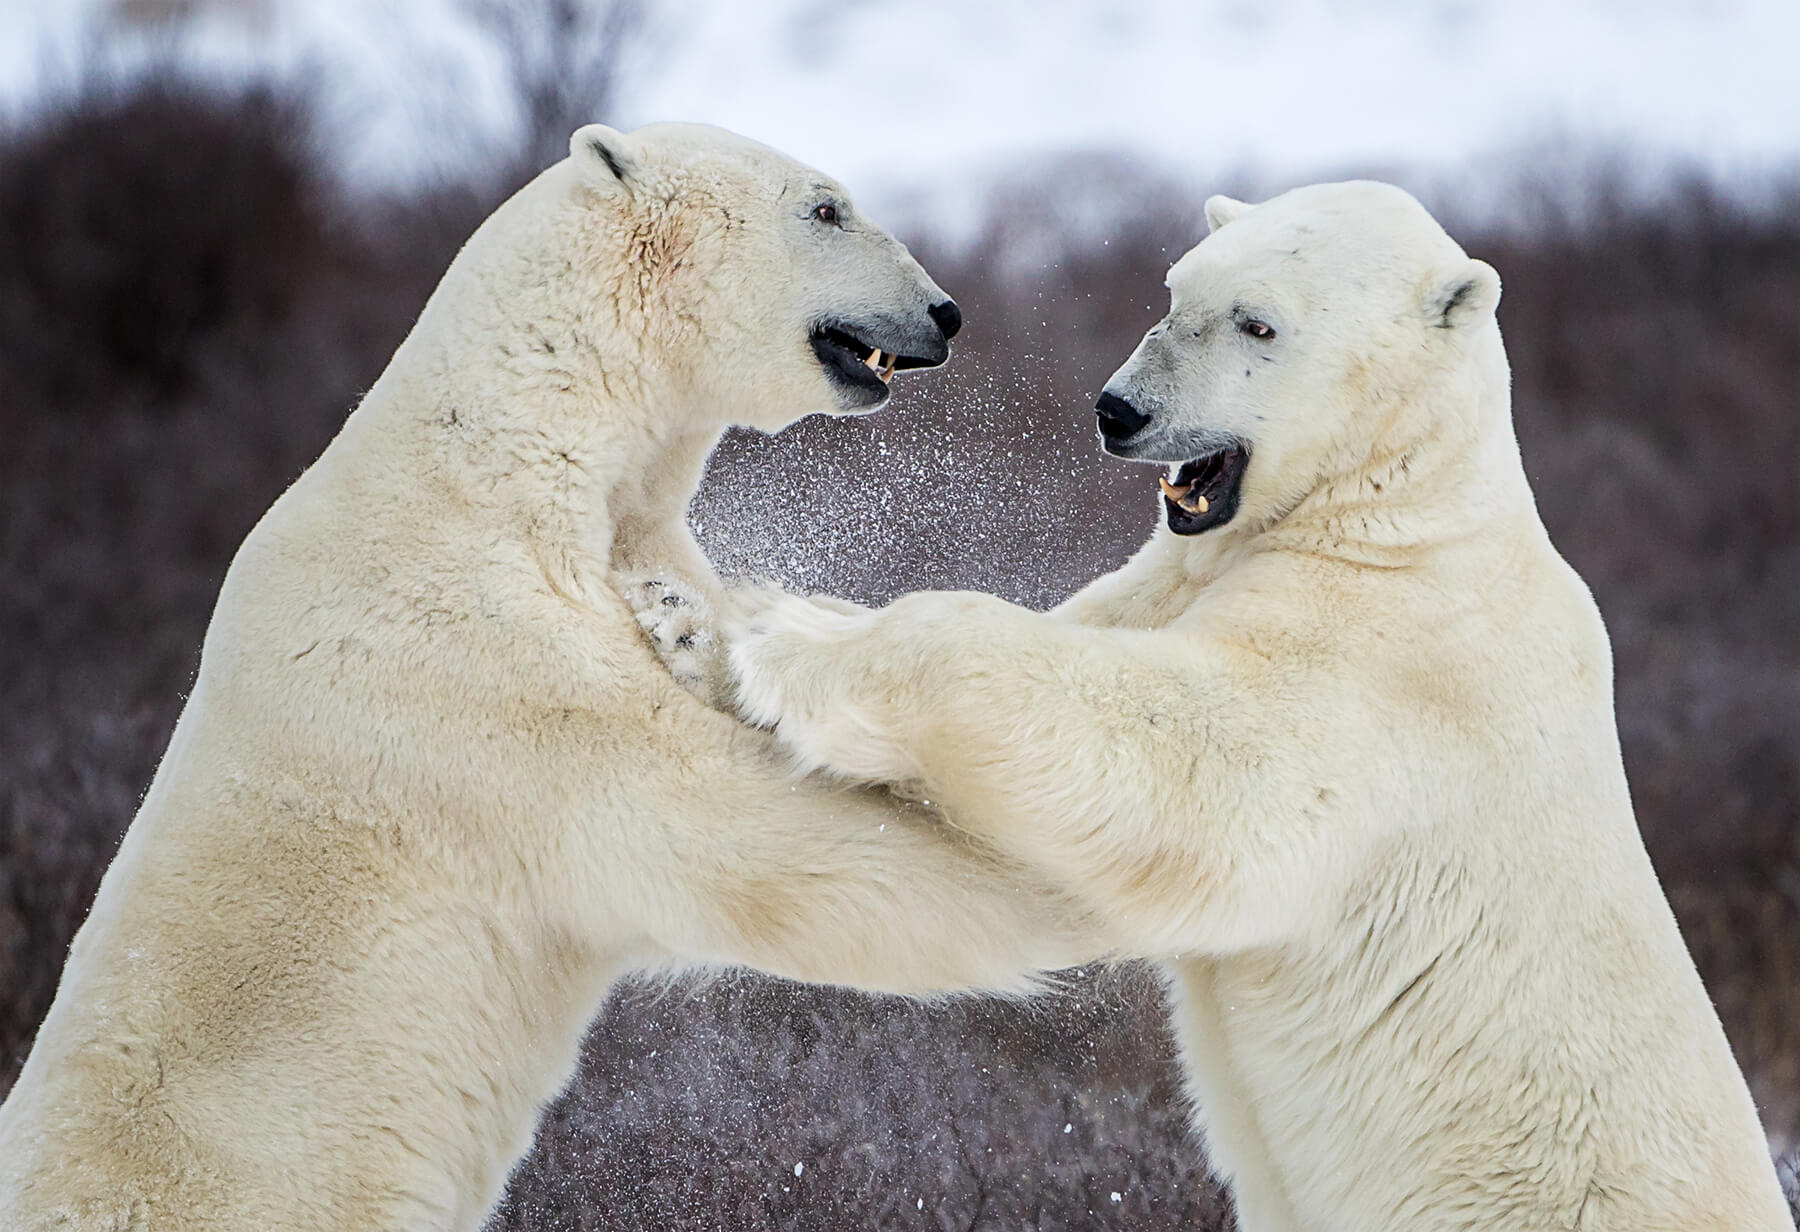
[0,124,1095,1232]
[721,182,1791,1230]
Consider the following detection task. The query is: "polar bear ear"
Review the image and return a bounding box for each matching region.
[570,124,638,195]
[1424,258,1501,330]
[1204,195,1250,233]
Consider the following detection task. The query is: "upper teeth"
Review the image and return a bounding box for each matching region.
[864,349,897,383]
[1158,476,1209,514]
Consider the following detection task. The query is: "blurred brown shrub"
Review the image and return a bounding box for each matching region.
[0,79,329,412]
[0,79,1795,1229]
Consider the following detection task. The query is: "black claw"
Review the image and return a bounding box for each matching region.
[661,593,685,607]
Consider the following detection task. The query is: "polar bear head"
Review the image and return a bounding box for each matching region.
[553,122,960,433]
[1093,180,1502,535]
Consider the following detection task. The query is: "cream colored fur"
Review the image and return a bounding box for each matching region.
[0,124,1093,1232]
[725,182,1791,1231]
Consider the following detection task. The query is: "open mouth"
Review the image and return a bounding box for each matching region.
[1157,443,1250,535]
[809,323,944,404]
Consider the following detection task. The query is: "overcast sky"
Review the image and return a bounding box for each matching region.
[4,0,1798,226]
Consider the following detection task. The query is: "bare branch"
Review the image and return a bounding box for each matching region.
[464,0,651,175]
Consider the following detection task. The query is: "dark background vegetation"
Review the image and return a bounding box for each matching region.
[2,57,1798,1232]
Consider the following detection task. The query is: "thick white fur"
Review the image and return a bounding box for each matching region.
[727,182,1791,1230]
[0,124,1095,1231]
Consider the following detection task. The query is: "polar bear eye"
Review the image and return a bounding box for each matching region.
[1239,319,1276,340]
[811,202,840,225]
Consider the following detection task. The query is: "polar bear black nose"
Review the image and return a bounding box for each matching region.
[1095,391,1151,441]
[928,299,962,341]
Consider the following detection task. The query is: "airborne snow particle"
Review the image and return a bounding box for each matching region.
[794,1162,804,1177]
[1111,1191,1122,1203]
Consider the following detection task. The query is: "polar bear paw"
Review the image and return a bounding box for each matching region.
[723,585,859,724]
[621,575,728,706]
[724,586,916,782]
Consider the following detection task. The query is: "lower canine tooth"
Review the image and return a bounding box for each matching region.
[880,355,896,382]
[1160,477,1209,514]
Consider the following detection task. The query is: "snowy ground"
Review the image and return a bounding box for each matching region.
[3,0,1799,231]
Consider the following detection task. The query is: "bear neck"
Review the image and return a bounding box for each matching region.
[1235,341,1536,573]
[347,184,727,606]
[603,420,727,584]
[393,339,722,597]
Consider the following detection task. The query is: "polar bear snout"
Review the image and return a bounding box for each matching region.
[808,301,960,412]
[1096,379,1252,533]
[927,298,962,341]
[1095,390,1152,444]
